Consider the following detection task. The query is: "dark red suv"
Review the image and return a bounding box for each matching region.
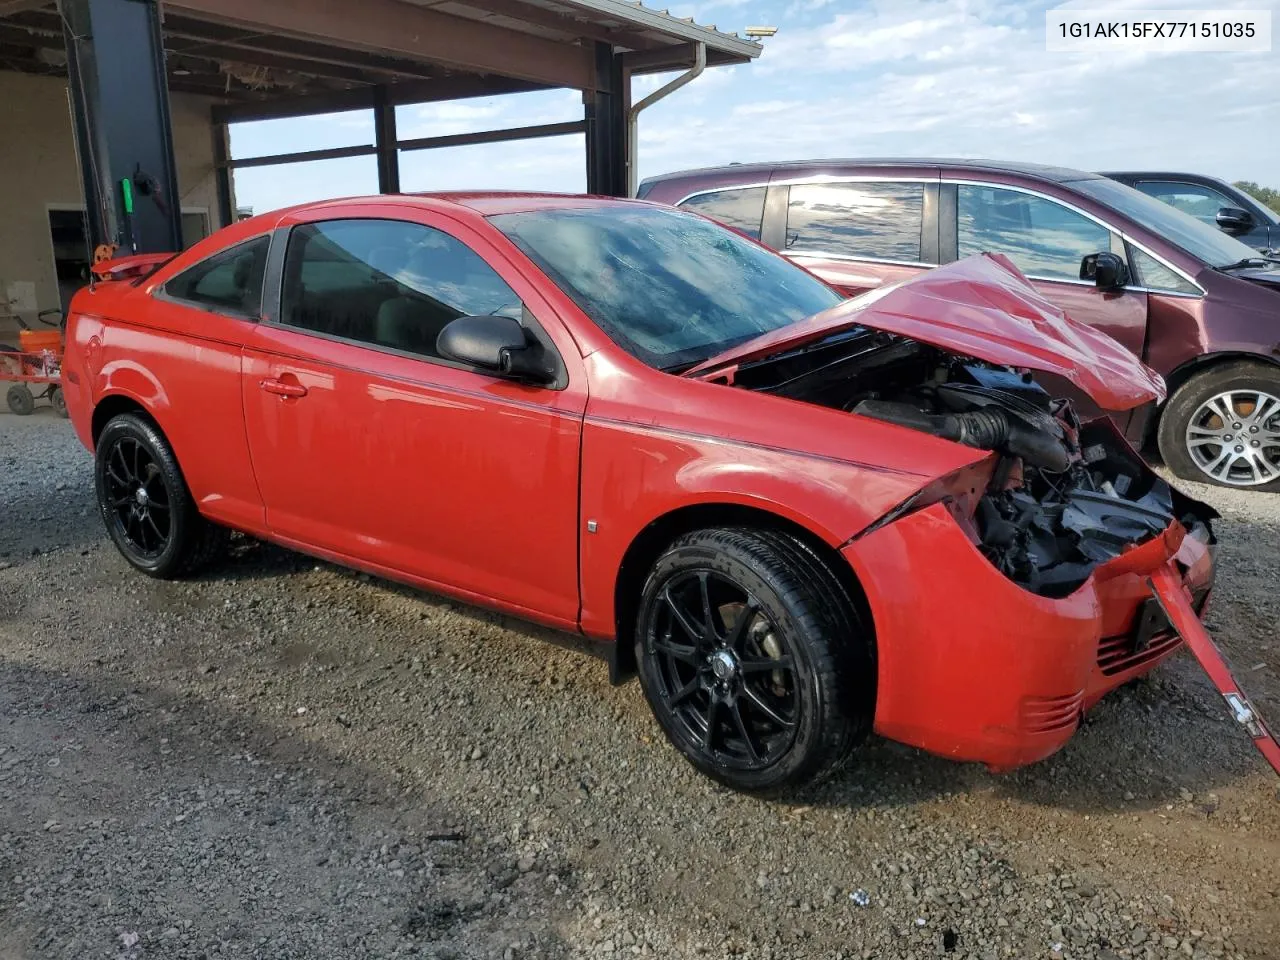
[640,160,1280,491]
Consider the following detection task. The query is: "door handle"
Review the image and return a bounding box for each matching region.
[260,377,307,398]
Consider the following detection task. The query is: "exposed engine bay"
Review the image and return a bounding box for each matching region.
[726,328,1217,596]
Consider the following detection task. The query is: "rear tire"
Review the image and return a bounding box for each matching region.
[635,527,872,795]
[95,413,228,578]
[1158,362,1280,491]
[6,384,34,416]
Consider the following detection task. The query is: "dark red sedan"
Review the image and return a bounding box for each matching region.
[63,194,1215,793]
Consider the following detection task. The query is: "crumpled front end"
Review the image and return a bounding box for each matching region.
[842,456,1216,770]
[825,357,1217,769]
[704,254,1221,768]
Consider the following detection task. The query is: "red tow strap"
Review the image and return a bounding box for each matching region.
[1148,565,1280,778]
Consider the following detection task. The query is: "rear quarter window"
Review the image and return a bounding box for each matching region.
[163,235,270,316]
[676,187,767,240]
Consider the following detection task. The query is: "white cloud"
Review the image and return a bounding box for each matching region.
[631,0,1280,186]
[413,102,503,123]
[731,99,804,116]
[398,135,587,193]
[399,89,581,140]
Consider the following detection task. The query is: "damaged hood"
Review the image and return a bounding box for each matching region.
[688,253,1166,411]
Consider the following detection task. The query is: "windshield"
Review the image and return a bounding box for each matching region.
[1073,177,1261,269]
[491,204,842,370]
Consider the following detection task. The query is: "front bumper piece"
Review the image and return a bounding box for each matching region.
[842,502,1217,770]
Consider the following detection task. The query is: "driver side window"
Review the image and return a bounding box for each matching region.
[957,185,1115,282]
[279,218,523,360]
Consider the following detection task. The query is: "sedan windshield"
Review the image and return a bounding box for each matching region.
[491,204,842,370]
[1073,177,1261,269]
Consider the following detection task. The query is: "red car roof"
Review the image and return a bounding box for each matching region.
[248,193,644,223]
[428,192,641,215]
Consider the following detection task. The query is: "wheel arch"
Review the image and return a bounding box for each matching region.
[609,502,875,683]
[91,392,160,447]
[1148,351,1280,445]
[1165,351,1280,397]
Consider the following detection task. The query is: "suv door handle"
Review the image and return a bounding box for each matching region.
[260,377,307,398]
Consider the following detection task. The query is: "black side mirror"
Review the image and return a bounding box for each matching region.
[1079,251,1130,291]
[436,315,557,384]
[1215,206,1254,235]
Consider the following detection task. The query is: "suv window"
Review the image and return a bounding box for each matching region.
[677,187,767,240]
[1133,181,1235,226]
[165,235,269,315]
[785,181,924,262]
[957,186,1111,282]
[279,219,522,359]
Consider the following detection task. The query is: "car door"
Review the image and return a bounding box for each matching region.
[771,177,939,296]
[240,209,586,626]
[947,182,1149,363]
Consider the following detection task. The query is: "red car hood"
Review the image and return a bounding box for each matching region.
[687,253,1166,410]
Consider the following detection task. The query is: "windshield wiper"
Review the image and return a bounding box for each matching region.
[661,359,701,374]
[1216,256,1280,272]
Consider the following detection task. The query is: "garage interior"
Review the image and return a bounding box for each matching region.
[0,0,760,339]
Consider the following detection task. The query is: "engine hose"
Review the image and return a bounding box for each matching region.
[853,399,1071,473]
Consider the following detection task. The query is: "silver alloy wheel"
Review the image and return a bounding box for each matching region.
[1184,389,1280,486]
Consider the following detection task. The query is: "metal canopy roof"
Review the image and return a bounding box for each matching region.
[0,0,760,116]
[415,0,762,62]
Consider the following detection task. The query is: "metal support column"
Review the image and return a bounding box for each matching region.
[584,41,626,197]
[61,0,183,254]
[211,120,235,228]
[373,86,401,194]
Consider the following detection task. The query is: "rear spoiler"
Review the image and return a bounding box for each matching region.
[90,252,175,282]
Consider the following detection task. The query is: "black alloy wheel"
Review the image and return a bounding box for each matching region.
[94,413,227,577]
[648,567,803,770]
[636,527,871,794]
[101,433,173,560]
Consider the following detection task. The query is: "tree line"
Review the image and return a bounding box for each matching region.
[1234,181,1280,214]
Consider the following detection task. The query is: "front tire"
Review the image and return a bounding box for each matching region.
[635,527,872,794]
[1158,362,1280,491]
[95,413,228,577]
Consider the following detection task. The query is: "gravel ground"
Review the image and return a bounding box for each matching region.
[1,409,1277,960]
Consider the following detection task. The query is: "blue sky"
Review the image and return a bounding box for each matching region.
[228,0,1279,214]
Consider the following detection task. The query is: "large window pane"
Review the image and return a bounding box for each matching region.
[232,155,378,214]
[785,182,924,262]
[957,185,1111,281]
[678,187,767,240]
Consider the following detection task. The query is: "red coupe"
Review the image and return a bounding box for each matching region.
[62,195,1217,793]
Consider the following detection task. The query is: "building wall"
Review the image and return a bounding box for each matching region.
[0,70,232,332]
